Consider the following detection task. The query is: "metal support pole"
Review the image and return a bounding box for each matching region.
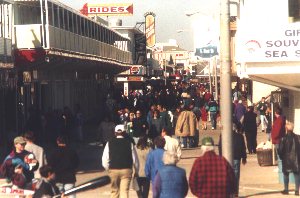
[164,60,167,86]
[220,0,233,165]
[209,58,212,94]
[214,57,219,100]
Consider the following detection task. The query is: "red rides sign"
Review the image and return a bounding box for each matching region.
[80,3,133,16]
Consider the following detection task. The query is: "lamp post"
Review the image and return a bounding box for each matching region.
[220,0,233,165]
[164,59,167,86]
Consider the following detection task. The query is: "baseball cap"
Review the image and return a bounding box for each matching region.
[115,125,125,133]
[201,136,214,146]
[14,136,26,145]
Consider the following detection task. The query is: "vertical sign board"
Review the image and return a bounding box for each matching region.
[144,12,156,47]
[124,82,129,97]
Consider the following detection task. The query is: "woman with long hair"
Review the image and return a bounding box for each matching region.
[135,136,152,198]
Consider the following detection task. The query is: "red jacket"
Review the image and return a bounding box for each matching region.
[189,151,235,197]
[271,115,286,144]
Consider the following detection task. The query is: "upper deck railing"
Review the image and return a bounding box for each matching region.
[14,24,132,64]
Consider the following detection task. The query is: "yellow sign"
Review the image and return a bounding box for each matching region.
[145,12,156,47]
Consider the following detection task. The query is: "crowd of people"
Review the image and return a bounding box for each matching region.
[1,79,298,197]
[102,125,236,198]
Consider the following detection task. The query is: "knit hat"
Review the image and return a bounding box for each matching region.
[201,136,214,146]
[14,136,26,145]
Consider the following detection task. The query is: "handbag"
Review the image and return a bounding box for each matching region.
[131,176,140,191]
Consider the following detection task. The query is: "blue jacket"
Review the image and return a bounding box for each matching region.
[145,148,164,182]
[153,165,188,198]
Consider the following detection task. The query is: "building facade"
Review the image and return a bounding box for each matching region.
[0,0,137,157]
[235,0,300,132]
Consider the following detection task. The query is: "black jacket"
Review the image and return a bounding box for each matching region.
[49,146,79,183]
[233,132,247,160]
[218,131,247,161]
[132,117,148,137]
[243,111,257,134]
[33,178,60,198]
[278,132,300,173]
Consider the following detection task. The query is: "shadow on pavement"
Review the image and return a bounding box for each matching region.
[243,190,288,197]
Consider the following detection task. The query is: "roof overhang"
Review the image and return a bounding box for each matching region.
[243,62,300,92]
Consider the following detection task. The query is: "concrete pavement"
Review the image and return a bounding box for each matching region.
[74,126,292,198]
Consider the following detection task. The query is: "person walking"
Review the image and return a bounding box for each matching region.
[102,125,139,198]
[257,97,268,132]
[206,97,218,130]
[145,136,165,186]
[200,106,208,130]
[148,110,163,141]
[232,122,247,197]
[97,116,115,146]
[271,108,286,153]
[243,106,258,154]
[132,110,148,144]
[126,112,135,138]
[24,131,47,179]
[265,105,273,141]
[0,136,39,189]
[48,136,79,198]
[234,100,246,125]
[161,127,182,160]
[218,120,247,198]
[135,136,151,198]
[153,152,188,198]
[189,136,235,197]
[278,122,300,195]
[175,105,197,148]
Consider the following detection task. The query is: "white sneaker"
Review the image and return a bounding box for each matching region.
[212,127,215,130]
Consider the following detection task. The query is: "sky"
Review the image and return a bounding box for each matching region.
[59,0,220,51]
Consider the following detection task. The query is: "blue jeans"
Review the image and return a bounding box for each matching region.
[283,172,300,192]
[274,144,282,172]
[177,136,192,148]
[57,183,76,198]
[210,111,217,129]
[233,160,241,195]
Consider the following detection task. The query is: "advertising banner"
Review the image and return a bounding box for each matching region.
[145,12,156,47]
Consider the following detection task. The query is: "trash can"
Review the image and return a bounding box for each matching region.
[256,149,273,166]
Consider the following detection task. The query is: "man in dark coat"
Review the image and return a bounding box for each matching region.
[218,120,246,197]
[132,110,148,144]
[243,106,258,154]
[48,136,79,198]
[278,122,300,195]
[232,121,247,197]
